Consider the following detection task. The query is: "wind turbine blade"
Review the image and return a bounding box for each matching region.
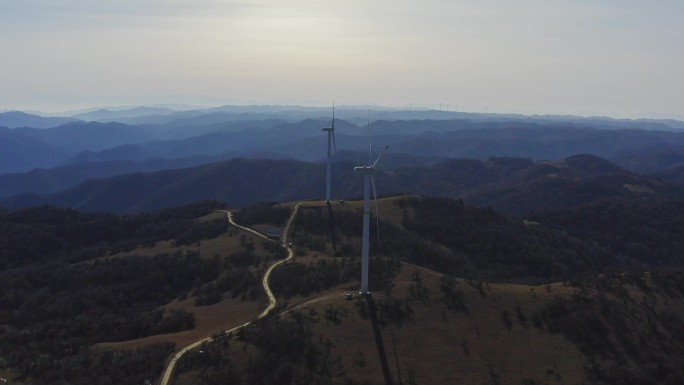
[371,174,380,246]
[332,101,337,154]
[368,110,372,165]
[372,145,390,168]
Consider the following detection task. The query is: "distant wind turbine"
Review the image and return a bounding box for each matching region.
[322,101,336,203]
[322,102,338,250]
[355,114,389,295]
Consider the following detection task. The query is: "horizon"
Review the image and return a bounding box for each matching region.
[2,102,684,122]
[2,1,683,119]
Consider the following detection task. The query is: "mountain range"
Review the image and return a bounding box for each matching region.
[3,105,684,209]
[3,154,679,217]
[0,110,78,129]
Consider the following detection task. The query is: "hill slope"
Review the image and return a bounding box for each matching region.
[171,197,684,385]
[1,196,683,384]
[0,202,278,384]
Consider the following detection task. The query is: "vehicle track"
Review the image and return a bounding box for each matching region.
[157,203,302,385]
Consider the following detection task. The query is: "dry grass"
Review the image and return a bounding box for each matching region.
[208,262,587,385]
[96,214,278,352]
[376,195,414,227]
[203,196,587,384]
[103,215,274,262]
[0,369,25,385]
[623,183,655,194]
[284,264,586,385]
[98,297,265,351]
[328,195,415,230]
[196,211,225,223]
[104,240,195,259]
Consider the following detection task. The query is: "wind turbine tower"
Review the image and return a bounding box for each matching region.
[355,118,389,295]
[322,102,336,203]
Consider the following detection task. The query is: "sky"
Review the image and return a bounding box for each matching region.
[1,0,683,118]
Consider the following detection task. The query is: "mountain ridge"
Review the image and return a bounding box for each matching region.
[3,154,677,217]
[0,111,78,129]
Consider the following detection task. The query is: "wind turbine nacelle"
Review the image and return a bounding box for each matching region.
[322,127,333,132]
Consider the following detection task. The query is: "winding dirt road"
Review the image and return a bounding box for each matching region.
[158,204,301,385]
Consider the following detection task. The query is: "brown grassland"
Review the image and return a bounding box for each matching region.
[97,211,274,351]
[190,261,588,385]
[14,198,680,385]
[170,198,592,385]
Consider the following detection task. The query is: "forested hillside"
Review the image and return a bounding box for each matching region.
[289,196,614,283]
[0,201,226,268]
[0,201,284,384]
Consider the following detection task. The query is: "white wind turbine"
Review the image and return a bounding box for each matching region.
[355,116,389,295]
[322,101,336,203]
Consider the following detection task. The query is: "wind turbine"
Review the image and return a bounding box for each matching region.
[355,116,389,295]
[322,101,336,203]
[322,102,338,250]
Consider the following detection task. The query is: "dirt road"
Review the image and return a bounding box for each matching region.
[157,204,301,385]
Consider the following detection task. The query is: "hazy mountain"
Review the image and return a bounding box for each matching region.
[0,127,69,174]
[653,165,684,185]
[67,103,684,130]
[390,124,684,159]
[65,144,158,164]
[2,159,331,212]
[72,106,178,122]
[524,115,684,131]
[0,111,78,129]
[99,105,336,126]
[247,121,684,171]
[0,150,439,200]
[155,118,287,141]
[237,120,684,174]
[610,143,684,174]
[5,111,684,184]
[332,150,441,169]
[0,156,245,199]
[62,132,253,164]
[14,121,157,152]
[62,119,344,164]
[459,155,678,217]
[4,154,676,215]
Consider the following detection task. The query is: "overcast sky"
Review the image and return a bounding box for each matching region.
[1,0,682,117]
